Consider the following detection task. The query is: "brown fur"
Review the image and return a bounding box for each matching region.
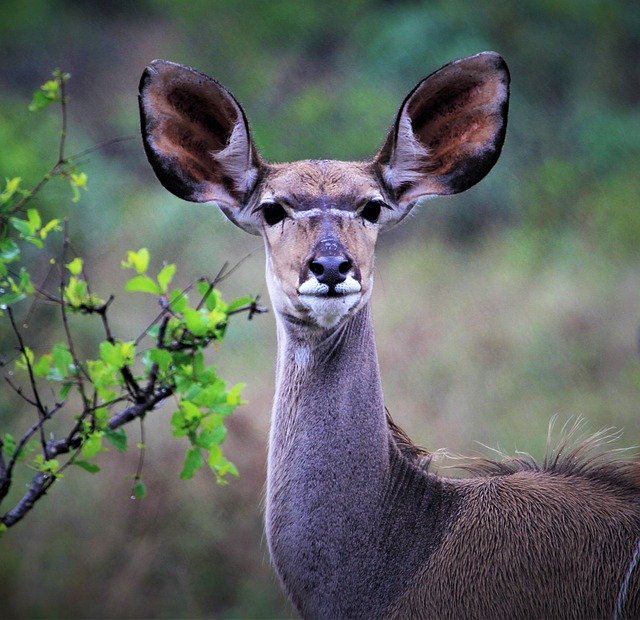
[265,160,381,209]
[386,414,640,618]
[392,471,640,619]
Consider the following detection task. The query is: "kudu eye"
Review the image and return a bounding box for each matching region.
[360,200,384,224]
[262,202,288,226]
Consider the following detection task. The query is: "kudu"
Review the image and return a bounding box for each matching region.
[139,52,640,618]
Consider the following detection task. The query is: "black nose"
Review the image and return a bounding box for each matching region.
[309,255,352,288]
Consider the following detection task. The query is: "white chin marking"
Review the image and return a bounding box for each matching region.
[297,276,363,328]
[299,294,362,328]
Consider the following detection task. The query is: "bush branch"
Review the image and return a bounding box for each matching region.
[0,385,173,528]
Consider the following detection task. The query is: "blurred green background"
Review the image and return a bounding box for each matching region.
[1,0,639,617]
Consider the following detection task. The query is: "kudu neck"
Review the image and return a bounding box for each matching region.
[270,301,389,488]
[267,302,393,616]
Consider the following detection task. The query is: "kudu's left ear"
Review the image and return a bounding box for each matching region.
[139,60,264,234]
[375,51,510,222]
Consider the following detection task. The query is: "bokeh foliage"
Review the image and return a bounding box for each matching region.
[1,1,639,617]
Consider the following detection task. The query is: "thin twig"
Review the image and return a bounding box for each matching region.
[131,416,146,498]
[0,399,65,503]
[227,297,268,320]
[7,307,48,456]
[0,437,8,500]
[132,277,208,347]
[4,375,40,407]
[212,250,259,287]
[1,385,173,527]
[60,221,92,394]
[22,260,57,327]
[57,72,68,163]
[70,136,135,163]
[11,168,56,215]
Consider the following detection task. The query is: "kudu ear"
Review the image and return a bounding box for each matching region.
[139,60,263,234]
[375,51,510,222]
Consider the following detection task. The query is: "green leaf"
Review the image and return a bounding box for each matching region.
[119,341,136,366]
[18,268,34,294]
[28,90,50,112]
[215,456,239,479]
[10,216,34,237]
[226,383,246,407]
[207,310,227,331]
[0,290,27,307]
[94,407,109,430]
[181,400,202,420]
[147,348,173,373]
[191,381,226,407]
[70,172,88,189]
[52,344,74,378]
[99,341,123,368]
[197,425,227,449]
[0,239,20,262]
[41,78,61,96]
[27,208,41,231]
[15,347,35,371]
[75,460,101,474]
[2,433,16,458]
[28,80,60,111]
[64,275,88,307]
[183,307,209,336]
[126,275,161,295]
[132,479,147,500]
[104,428,128,452]
[171,400,202,437]
[99,340,135,369]
[33,353,53,378]
[34,455,62,476]
[81,432,104,459]
[198,284,222,311]
[121,248,150,274]
[168,289,188,313]
[171,409,187,437]
[39,218,61,239]
[66,257,83,275]
[0,177,22,205]
[227,296,255,312]
[208,445,239,480]
[157,263,176,294]
[87,359,119,401]
[69,172,88,203]
[180,447,204,480]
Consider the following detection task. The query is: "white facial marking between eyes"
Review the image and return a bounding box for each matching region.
[291,208,356,220]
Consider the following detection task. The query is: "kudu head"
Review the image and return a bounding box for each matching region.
[139,52,509,330]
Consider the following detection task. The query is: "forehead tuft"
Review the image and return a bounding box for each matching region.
[264,160,379,210]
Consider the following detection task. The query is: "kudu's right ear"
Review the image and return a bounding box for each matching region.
[139,60,263,234]
[375,51,510,224]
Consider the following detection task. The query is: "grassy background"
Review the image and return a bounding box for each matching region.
[1,1,639,617]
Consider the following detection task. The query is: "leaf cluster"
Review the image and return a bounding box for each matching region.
[0,71,265,533]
